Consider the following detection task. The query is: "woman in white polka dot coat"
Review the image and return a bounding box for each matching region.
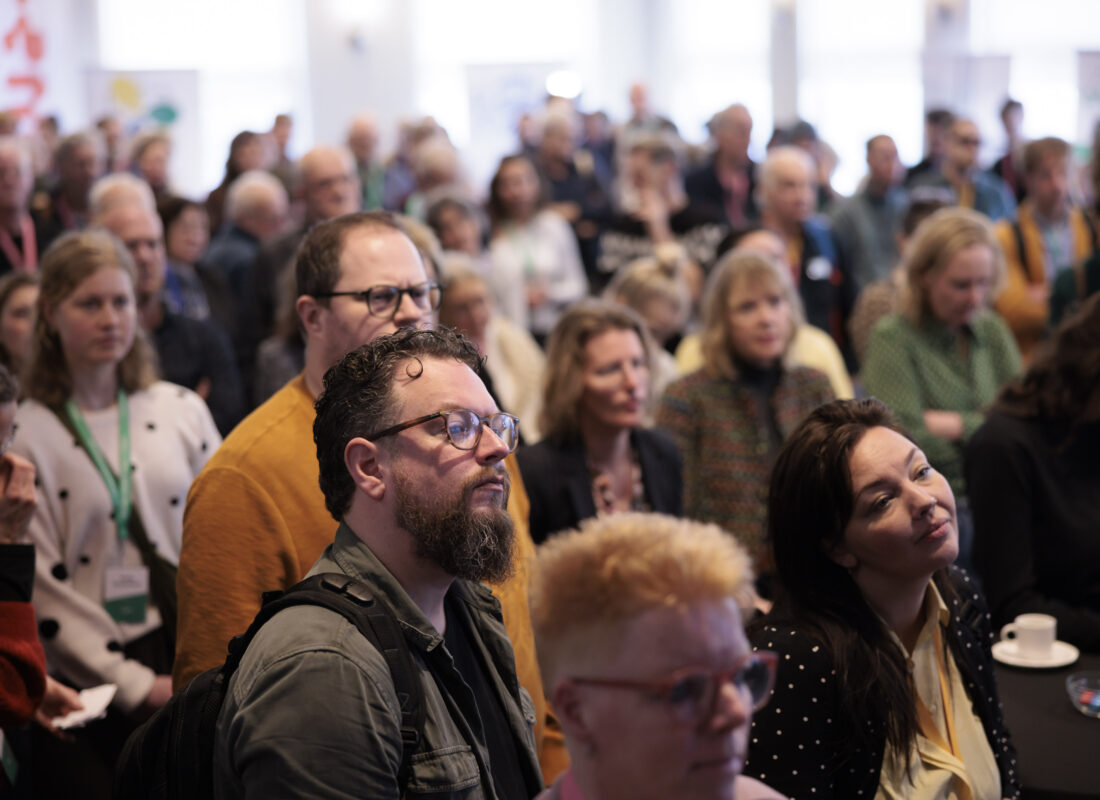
[11,231,221,794]
[744,399,1019,799]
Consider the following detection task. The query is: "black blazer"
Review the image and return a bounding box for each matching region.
[516,427,683,544]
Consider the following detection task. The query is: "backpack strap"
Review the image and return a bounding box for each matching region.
[223,573,425,794]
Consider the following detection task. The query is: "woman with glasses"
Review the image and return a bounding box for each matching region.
[744,399,1019,800]
[517,299,682,543]
[11,231,221,796]
[529,512,784,800]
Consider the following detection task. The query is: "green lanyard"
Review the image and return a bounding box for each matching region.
[65,389,131,541]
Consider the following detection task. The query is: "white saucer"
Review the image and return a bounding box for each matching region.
[992,639,1079,669]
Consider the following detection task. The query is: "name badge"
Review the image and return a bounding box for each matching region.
[806,256,833,281]
[104,566,148,624]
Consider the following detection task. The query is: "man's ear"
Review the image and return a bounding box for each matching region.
[296,294,324,340]
[550,679,596,751]
[345,437,386,501]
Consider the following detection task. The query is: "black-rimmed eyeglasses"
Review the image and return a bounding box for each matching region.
[368,409,520,453]
[570,651,778,726]
[314,281,444,319]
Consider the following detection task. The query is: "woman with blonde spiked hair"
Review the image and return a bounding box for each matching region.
[530,512,783,800]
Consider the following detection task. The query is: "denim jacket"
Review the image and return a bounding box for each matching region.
[214,523,543,799]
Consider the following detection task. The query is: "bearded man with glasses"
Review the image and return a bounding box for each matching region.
[213,326,544,800]
[175,212,565,785]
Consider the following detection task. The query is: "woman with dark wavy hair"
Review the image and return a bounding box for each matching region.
[965,293,1100,652]
[744,398,1019,800]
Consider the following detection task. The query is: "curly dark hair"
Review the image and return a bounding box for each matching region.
[313,326,483,520]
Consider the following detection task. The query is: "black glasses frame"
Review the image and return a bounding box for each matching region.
[367,409,519,452]
[313,281,444,319]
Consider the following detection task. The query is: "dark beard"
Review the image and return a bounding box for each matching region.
[394,468,516,584]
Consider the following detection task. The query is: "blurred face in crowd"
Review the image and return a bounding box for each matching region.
[725,274,791,369]
[579,327,649,434]
[866,136,900,192]
[433,203,482,256]
[103,204,167,300]
[496,159,540,221]
[166,205,211,266]
[59,141,103,199]
[565,600,756,800]
[763,153,814,225]
[347,117,379,164]
[137,140,170,190]
[47,265,136,373]
[301,148,361,222]
[0,147,32,213]
[1026,153,1069,220]
[947,120,982,173]
[832,426,958,588]
[0,283,37,370]
[540,120,576,164]
[439,276,492,343]
[714,107,752,162]
[234,136,266,174]
[922,242,995,330]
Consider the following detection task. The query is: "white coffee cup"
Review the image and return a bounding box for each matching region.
[1000,613,1057,657]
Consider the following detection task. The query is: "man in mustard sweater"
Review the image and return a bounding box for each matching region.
[994,137,1098,360]
[175,210,566,779]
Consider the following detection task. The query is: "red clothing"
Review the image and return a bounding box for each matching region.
[0,544,46,729]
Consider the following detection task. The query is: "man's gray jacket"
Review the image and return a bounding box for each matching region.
[213,522,543,799]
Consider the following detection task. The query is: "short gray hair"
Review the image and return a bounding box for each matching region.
[225,170,287,223]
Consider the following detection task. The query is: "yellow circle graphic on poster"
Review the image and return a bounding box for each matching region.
[111,77,141,111]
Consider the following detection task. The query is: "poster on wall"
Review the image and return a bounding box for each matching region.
[86,69,203,198]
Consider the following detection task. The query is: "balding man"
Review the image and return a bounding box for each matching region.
[0,137,58,274]
[685,104,758,227]
[759,146,855,359]
[347,113,385,210]
[243,145,361,391]
[910,117,1015,222]
[94,178,245,434]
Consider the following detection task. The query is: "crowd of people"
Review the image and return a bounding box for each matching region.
[0,83,1098,799]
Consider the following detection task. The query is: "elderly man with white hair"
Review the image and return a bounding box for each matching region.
[0,136,58,274]
[203,170,288,314]
[758,145,855,362]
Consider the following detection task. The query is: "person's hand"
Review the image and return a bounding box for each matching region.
[194,377,212,400]
[34,676,83,739]
[135,675,174,720]
[923,409,965,441]
[0,452,37,543]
